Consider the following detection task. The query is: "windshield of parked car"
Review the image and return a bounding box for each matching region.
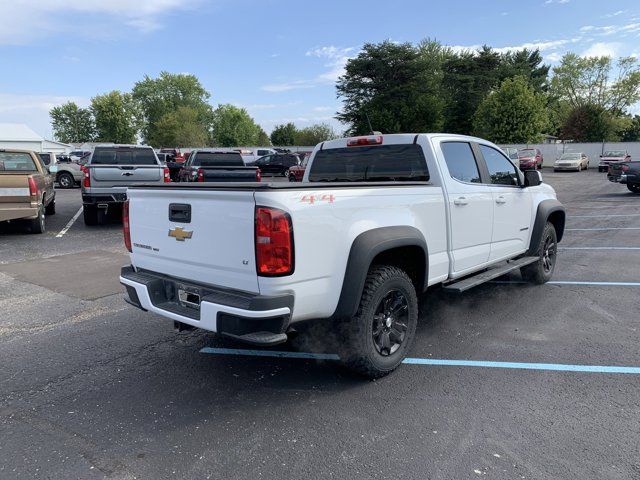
[90,148,158,165]
[308,144,429,182]
[191,152,244,167]
[560,153,581,160]
[519,149,536,157]
[603,151,625,157]
[0,152,37,172]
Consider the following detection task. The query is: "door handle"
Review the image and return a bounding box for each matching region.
[453,197,468,206]
[495,195,507,204]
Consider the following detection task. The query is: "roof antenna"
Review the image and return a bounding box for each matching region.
[364,111,382,136]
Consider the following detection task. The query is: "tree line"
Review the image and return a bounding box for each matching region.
[49,72,335,147]
[336,40,640,143]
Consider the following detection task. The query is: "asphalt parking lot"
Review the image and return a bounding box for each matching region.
[1,170,639,480]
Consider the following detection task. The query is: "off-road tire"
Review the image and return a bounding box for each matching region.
[340,265,418,379]
[83,205,98,226]
[521,222,558,284]
[28,204,46,234]
[57,172,75,189]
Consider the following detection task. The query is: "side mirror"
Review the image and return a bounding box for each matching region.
[524,169,542,187]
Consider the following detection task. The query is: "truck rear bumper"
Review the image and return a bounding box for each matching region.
[0,204,38,222]
[119,266,293,342]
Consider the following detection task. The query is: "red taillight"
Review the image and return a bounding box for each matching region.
[255,207,294,276]
[347,135,383,147]
[81,165,90,188]
[123,200,132,252]
[28,177,38,197]
[163,167,171,183]
[256,168,262,182]
[197,168,204,182]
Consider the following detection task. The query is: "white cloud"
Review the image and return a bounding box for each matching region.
[450,37,579,55]
[261,80,317,92]
[262,45,358,92]
[582,42,622,57]
[0,0,196,44]
[313,106,333,112]
[545,52,563,62]
[604,10,625,18]
[581,22,640,36]
[0,93,90,138]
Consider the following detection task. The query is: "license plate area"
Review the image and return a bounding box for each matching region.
[177,284,201,310]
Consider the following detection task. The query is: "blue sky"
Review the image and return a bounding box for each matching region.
[1,0,639,139]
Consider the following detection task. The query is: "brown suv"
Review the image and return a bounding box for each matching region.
[0,149,56,233]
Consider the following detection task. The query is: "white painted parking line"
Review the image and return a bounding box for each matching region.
[566,227,640,231]
[200,348,640,374]
[55,207,83,238]
[559,246,640,250]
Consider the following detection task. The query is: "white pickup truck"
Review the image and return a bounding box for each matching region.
[120,134,565,378]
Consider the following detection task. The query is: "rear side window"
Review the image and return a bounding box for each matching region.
[257,149,270,156]
[308,144,429,182]
[38,153,51,165]
[0,152,37,172]
[91,148,158,165]
[441,142,481,183]
[191,152,244,167]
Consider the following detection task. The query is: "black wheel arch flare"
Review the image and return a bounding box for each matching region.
[332,226,429,319]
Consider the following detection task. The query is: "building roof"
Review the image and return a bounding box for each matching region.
[0,123,43,141]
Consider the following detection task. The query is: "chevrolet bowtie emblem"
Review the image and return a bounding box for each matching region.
[168,226,193,241]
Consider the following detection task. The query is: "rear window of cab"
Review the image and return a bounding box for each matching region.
[90,147,158,165]
[0,152,37,172]
[308,144,429,182]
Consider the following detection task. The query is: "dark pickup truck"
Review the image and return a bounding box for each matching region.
[608,162,640,194]
[177,150,261,183]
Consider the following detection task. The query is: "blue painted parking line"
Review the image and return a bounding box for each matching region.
[491,280,640,286]
[200,348,640,374]
[568,214,640,218]
[559,246,640,250]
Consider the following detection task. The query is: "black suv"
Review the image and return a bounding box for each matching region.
[252,153,300,177]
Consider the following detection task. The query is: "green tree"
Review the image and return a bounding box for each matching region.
[442,46,502,134]
[551,54,640,113]
[132,71,212,146]
[560,105,617,142]
[256,127,271,146]
[336,41,445,135]
[270,122,297,146]
[49,102,95,143]
[210,104,262,147]
[620,114,640,141]
[91,91,140,144]
[154,106,209,147]
[293,123,336,146]
[472,76,548,143]
[500,49,549,92]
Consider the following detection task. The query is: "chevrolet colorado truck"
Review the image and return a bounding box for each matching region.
[177,150,261,183]
[608,161,640,194]
[82,144,169,225]
[120,134,565,378]
[1,149,56,233]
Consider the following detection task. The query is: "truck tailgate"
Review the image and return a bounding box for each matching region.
[0,173,30,203]
[128,188,259,293]
[90,165,162,186]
